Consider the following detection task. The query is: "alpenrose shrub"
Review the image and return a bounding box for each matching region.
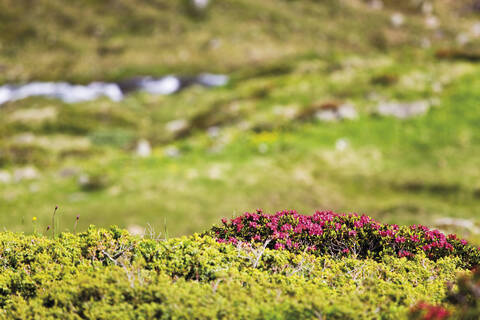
[210,210,480,269]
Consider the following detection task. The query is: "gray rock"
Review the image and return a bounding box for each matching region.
[376,100,430,119]
[457,33,470,46]
[192,0,210,10]
[0,170,12,184]
[58,167,80,178]
[195,73,229,87]
[335,138,349,151]
[422,2,433,15]
[425,15,439,29]
[13,167,39,182]
[316,109,338,122]
[136,139,152,158]
[207,126,220,138]
[316,103,358,122]
[337,103,358,120]
[369,0,383,10]
[435,217,480,234]
[166,119,188,134]
[391,13,405,28]
[164,146,181,158]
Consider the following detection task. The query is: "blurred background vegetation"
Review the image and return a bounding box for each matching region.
[1,0,480,241]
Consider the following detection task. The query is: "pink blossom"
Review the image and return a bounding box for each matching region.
[360,215,370,223]
[395,236,406,243]
[353,221,363,228]
[398,250,412,258]
[293,225,304,233]
[286,239,292,248]
[266,222,277,231]
[370,223,381,230]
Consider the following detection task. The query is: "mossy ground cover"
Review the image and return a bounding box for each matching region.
[1,211,478,319]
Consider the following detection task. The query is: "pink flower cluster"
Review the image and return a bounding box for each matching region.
[410,302,450,320]
[211,210,480,268]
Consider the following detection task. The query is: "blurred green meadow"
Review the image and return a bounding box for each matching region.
[1,0,480,240]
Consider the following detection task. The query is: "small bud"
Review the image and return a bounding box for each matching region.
[46,225,51,231]
[55,205,58,210]
[76,215,80,220]
[32,216,37,222]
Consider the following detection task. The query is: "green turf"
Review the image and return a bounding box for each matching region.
[1,0,480,242]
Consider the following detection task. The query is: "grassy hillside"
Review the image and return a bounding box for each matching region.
[0,0,479,83]
[2,55,480,237]
[1,0,480,239]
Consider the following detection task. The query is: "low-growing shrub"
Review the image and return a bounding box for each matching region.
[446,267,480,319]
[210,210,480,269]
[0,211,479,319]
[0,223,467,319]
